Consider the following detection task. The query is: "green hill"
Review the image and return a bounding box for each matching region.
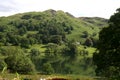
[0,9,108,77]
[0,9,108,46]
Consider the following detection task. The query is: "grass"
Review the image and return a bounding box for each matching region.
[28,44,96,57]
[0,73,97,80]
[30,44,46,53]
[78,45,96,57]
[86,47,96,57]
[66,18,103,43]
[23,31,38,37]
[0,73,16,80]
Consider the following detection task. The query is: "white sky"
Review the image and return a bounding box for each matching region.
[0,0,120,19]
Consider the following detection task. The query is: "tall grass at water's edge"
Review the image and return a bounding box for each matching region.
[0,72,101,80]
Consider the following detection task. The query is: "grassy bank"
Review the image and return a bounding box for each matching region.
[0,73,97,80]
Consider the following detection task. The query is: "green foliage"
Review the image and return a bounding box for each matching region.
[0,59,7,71]
[62,41,78,61]
[42,62,54,74]
[30,48,41,71]
[84,37,93,47]
[4,47,35,74]
[0,9,108,76]
[82,31,89,38]
[30,48,41,56]
[0,10,107,46]
[20,37,30,48]
[93,8,120,79]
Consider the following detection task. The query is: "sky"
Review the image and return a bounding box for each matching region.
[0,0,120,19]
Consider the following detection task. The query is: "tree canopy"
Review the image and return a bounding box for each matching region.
[93,8,120,79]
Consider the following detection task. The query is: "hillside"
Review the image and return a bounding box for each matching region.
[0,9,108,78]
[0,9,108,46]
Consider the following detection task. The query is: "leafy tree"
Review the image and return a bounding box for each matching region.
[21,14,32,19]
[5,47,35,74]
[20,37,30,48]
[18,26,27,35]
[50,35,62,44]
[45,43,58,54]
[62,41,78,61]
[93,8,120,79]
[84,37,93,47]
[6,34,21,46]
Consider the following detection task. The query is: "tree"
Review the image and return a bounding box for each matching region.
[84,37,93,47]
[18,26,27,35]
[62,41,78,61]
[93,8,120,79]
[21,14,32,19]
[5,47,35,74]
[50,35,62,44]
[20,37,30,48]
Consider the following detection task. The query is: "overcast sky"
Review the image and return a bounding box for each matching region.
[0,0,120,18]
